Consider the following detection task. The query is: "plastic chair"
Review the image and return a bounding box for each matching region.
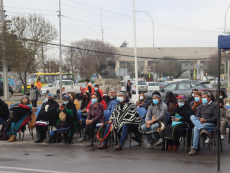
[137,108,147,123]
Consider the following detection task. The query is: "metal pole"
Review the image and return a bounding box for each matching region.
[59,0,62,100]
[133,0,138,94]
[228,60,230,88]
[0,0,8,100]
[224,5,230,34]
[225,59,227,88]
[217,49,221,171]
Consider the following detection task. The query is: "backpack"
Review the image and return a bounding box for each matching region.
[0,124,9,140]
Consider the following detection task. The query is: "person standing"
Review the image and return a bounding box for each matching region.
[30,82,39,107]
[84,79,93,94]
[36,79,42,97]
[126,80,131,93]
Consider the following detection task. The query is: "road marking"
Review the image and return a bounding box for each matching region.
[0,166,75,173]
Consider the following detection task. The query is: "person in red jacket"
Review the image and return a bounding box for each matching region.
[91,84,103,98]
[86,90,107,112]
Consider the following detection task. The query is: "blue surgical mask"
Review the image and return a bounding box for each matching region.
[202,98,208,105]
[153,99,159,105]
[95,88,98,90]
[63,101,68,105]
[117,97,119,101]
[195,97,200,103]
[178,102,184,107]
[91,99,97,104]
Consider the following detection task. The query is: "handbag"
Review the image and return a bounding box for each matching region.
[28,107,37,130]
[59,111,66,122]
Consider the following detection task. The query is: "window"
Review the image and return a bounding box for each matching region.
[45,75,54,83]
[63,74,73,80]
[163,83,177,91]
[138,81,146,85]
[202,83,213,89]
[26,75,38,85]
[149,83,158,86]
[120,61,126,68]
[62,81,73,85]
[53,81,57,86]
[178,83,191,90]
[191,83,198,88]
[53,75,60,81]
[38,75,45,84]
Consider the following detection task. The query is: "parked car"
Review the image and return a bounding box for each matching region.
[47,80,81,99]
[0,81,13,97]
[40,83,51,96]
[210,79,227,86]
[145,81,215,100]
[159,82,169,89]
[132,81,148,94]
[148,82,159,92]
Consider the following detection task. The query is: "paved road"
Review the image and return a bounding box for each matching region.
[0,130,229,173]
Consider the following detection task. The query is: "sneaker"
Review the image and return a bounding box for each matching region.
[77,136,86,142]
[221,135,224,140]
[154,138,163,146]
[188,148,197,156]
[205,138,210,144]
[200,128,209,136]
[147,143,154,149]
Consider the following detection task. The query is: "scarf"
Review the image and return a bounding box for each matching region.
[192,100,202,113]
[110,101,141,133]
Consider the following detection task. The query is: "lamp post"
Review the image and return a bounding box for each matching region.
[195,51,201,81]
[158,48,163,80]
[135,11,155,79]
[224,5,230,34]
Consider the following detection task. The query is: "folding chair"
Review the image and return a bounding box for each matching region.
[226,125,230,143]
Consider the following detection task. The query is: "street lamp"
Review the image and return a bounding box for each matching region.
[135,11,155,80]
[224,5,230,34]
[195,51,200,81]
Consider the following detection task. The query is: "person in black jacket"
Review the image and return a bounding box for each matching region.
[0,98,9,121]
[163,95,194,151]
[126,80,131,92]
[34,94,59,143]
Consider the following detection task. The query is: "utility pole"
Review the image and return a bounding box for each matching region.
[42,43,45,73]
[70,48,74,80]
[133,0,139,94]
[58,0,63,100]
[0,0,9,100]
[100,10,104,42]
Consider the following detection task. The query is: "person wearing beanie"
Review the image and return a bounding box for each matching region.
[139,91,168,148]
[190,91,203,114]
[163,95,195,151]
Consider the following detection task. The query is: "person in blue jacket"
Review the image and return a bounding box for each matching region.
[107,88,118,116]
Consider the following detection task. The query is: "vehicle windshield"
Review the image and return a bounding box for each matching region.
[138,81,146,85]
[62,81,73,85]
[26,75,38,85]
[149,83,158,86]
[42,84,50,88]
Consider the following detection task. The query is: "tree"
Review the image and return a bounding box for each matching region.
[155,57,182,80]
[204,54,224,78]
[70,38,117,79]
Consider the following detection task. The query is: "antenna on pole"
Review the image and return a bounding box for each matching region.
[101,10,104,42]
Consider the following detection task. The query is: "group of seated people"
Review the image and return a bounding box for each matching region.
[0,83,229,157]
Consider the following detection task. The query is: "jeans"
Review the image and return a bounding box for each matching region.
[140,123,160,144]
[103,124,130,146]
[190,115,216,149]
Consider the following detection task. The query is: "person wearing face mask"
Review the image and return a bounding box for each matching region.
[164,91,178,115]
[188,91,217,156]
[106,88,118,116]
[163,95,194,151]
[77,93,105,147]
[190,91,202,114]
[34,94,59,143]
[219,90,227,105]
[98,91,141,150]
[56,95,78,144]
[139,91,168,148]
[68,92,80,110]
[188,89,198,104]
[86,90,107,112]
[136,92,148,108]
[91,84,103,98]
[80,92,91,113]
[29,82,39,107]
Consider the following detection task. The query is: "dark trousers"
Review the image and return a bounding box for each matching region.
[31,99,38,107]
[84,123,97,140]
[36,125,48,140]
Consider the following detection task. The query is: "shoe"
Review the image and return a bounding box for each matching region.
[172,143,181,151]
[114,144,123,150]
[77,136,86,142]
[200,128,208,136]
[87,139,94,147]
[168,145,172,151]
[34,138,43,143]
[98,143,108,149]
[188,148,197,156]
[8,135,17,142]
[154,138,163,146]
[205,138,210,144]
[131,136,143,144]
[147,143,154,149]
[221,135,224,140]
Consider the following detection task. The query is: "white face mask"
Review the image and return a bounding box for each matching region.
[140,96,144,100]
[117,97,124,102]
[192,93,195,97]
[220,96,223,99]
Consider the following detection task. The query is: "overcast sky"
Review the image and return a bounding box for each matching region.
[3,0,230,49]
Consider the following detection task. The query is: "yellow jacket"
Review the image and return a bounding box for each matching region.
[74,99,80,110]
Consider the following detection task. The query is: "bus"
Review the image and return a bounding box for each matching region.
[22,73,74,93]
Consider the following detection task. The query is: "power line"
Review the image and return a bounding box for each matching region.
[5,6,56,12]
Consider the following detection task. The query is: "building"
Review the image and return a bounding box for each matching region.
[115,47,217,79]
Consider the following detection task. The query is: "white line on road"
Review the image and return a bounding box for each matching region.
[0,166,75,173]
